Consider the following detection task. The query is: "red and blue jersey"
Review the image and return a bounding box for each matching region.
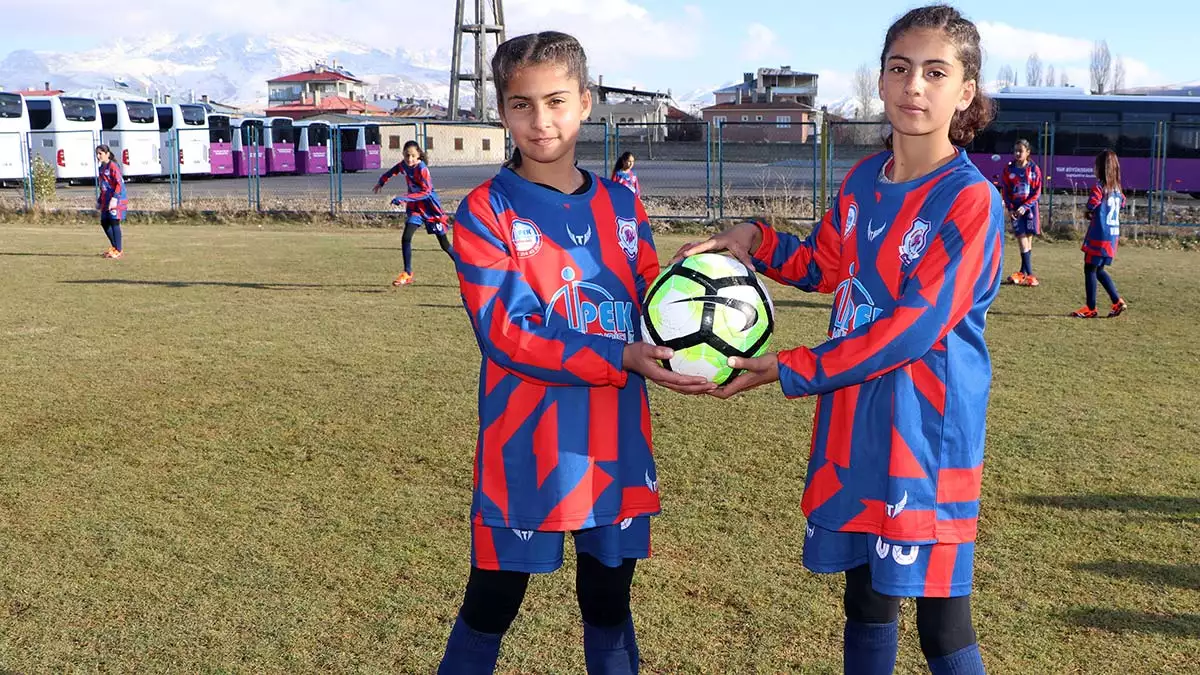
[750,148,1005,546]
[1082,184,1125,264]
[1000,160,1041,212]
[378,160,447,225]
[98,160,127,219]
[452,167,662,532]
[612,169,641,197]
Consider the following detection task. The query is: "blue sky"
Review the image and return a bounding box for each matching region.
[4,0,1194,101]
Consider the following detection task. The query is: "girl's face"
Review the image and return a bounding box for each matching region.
[879,28,976,145]
[626,157,635,170]
[96,150,111,163]
[1013,145,1030,163]
[498,63,591,166]
[403,147,420,166]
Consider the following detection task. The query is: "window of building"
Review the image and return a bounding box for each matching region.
[741,115,749,122]
[389,135,401,149]
[454,137,464,151]
[713,115,727,126]
[482,138,491,151]
[755,115,764,121]
[426,136,434,149]
[776,115,792,129]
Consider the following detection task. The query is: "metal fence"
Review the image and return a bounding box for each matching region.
[5,118,1200,227]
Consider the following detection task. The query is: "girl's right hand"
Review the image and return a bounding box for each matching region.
[371,184,382,194]
[670,221,762,270]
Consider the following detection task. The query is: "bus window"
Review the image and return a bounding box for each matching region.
[181,106,206,126]
[0,93,22,119]
[127,101,155,124]
[60,97,96,122]
[1119,112,1168,158]
[364,125,381,145]
[26,100,51,129]
[99,103,119,130]
[340,128,357,149]
[309,124,329,147]
[1169,114,1200,160]
[208,117,231,144]
[271,121,294,145]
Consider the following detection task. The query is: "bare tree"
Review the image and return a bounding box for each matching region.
[997,65,1018,88]
[1026,53,1044,87]
[1113,57,1127,93]
[853,63,878,120]
[1046,64,1057,87]
[1061,71,1070,87]
[1090,40,1112,94]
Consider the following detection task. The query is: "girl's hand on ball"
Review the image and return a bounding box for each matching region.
[623,343,717,395]
[710,353,780,399]
[670,222,762,270]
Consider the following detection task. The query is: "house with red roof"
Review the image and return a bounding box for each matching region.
[264,63,387,120]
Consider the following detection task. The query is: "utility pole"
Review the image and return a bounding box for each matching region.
[448,0,506,120]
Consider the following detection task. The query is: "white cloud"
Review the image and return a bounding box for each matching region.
[741,23,787,63]
[977,21,1164,90]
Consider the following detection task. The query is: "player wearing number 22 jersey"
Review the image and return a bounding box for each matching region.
[750,148,1004,597]
[451,166,662,572]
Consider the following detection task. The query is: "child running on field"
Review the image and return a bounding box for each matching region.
[1072,149,1129,318]
[373,140,452,286]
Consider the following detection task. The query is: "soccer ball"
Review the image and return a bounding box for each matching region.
[640,253,775,385]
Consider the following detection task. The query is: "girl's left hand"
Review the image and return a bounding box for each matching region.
[710,353,780,399]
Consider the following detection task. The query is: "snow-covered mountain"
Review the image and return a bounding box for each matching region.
[0,32,452,111]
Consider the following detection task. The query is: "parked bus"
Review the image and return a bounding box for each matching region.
[263,116,296,174]
[156,103,211,176]
[0,91,29,184]
[231,118,267,178]
[338,123,381,172]
[25,95,101,181]
[966,89,1200,196]
[294,120,330,174]
[99,99,161,179]
[207,113,233,176]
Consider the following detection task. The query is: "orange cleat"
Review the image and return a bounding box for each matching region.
[392,272,413,286]
[1108,298,1128,318]
[1070,306,1098,319]
[1005,272,1026,285]
[108,249,123,259]
[1019,274,1040,287]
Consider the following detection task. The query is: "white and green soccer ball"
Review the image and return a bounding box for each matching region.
[640,253,775,385]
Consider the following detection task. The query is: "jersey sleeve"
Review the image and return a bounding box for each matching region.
[777,182,1001,398]
[749,206,842,293]
[1000,168,1014,208]
[452,190,629,388]
[376,162,403,188]
[1086,185,1104,212]
[1021,165,1042,208]
[633,197,660,299]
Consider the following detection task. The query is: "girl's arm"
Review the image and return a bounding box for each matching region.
[748,201,843,293]
[1022,165,1043,209]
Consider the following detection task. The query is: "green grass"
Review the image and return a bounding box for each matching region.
[1,222,1197,673]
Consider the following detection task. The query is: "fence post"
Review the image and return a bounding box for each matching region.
[328,126,339,217]
[92,131,101,207]
[603,120,610,173]
[717,122,725,220]
[810,122,818,220]
[1045,122,1055,231]
[705,122,712,219]
[818,117,828,212]
[22,134,33,210]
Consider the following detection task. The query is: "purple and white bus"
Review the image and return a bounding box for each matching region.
[966,89,1200,196]
[207,113,233,176]
[231,118,266,178]
[263,116,296,174]
[294,120,329,174]
[338,123,381,172]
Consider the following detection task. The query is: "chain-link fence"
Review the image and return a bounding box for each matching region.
[8,116,1200,229]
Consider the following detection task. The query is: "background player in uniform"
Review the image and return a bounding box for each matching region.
[1072,150,1128,318]
[439,31,713,674]
[1001,139,1042,286]
[95,144,126,259]
[611,151,641,197]
[372,141,452,286]
[675,6,1002,674]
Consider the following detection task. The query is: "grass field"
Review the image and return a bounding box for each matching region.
[1,221,1197,673]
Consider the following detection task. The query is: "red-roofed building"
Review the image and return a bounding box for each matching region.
[265,63,388,120]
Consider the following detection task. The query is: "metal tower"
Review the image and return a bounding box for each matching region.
[448,0,506,121]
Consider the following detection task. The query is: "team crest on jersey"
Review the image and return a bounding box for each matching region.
[899,218,931,266]
[510,218,542,258]
[843,202,859,239]
[565,222,592,246]
[512,529,535,542]
[644,470,658,493]
[616,217,639,260]
[545,267,635,342]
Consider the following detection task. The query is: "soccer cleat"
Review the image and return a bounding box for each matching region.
[101,247,117,257]
[392,272,414,286]
[1005,272,1026,285]
[1108,298,1128,318]
[1070,307,1098,319]
[108,249,123,259]
[1019,274,1040,287]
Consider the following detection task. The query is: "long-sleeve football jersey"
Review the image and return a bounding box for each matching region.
[98,160,127,218]
[1082,184,1125,264]
[452,167,662,532]
[612,169,641,197]
[751,148,1004,546]
[1000,160,1042,212]
[378,160,447,225]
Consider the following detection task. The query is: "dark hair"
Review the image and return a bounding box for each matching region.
[611,151,635,176]
[1095,149,1122,194]
[880,5,994,148]
[491,31,589,168]
[95,144,115,163]
[1014,138,1032,153]
[402,140,428,164]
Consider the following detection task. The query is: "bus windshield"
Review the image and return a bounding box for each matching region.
[208,116,231,143]
[181,105,207,126]
[307,124,329,146]
[270,120,294,145]
[126,101,156,124]
[364,125,381,145]
[61,97,97,122]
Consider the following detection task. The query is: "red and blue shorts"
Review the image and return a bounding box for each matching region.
[802,523,975,598]
[471,516,652,573]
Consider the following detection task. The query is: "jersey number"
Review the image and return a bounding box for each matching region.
[1105,194,1121,235]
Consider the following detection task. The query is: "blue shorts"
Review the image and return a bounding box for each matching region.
[405,214,446,235]
[802,523,975,598]
[1012,211,1040,236]
[471,516,652,573]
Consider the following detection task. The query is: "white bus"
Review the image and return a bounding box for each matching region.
[25,95,101,181]
[99,99,162,179]
[157,103,211,176]
[0,92,29,183]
